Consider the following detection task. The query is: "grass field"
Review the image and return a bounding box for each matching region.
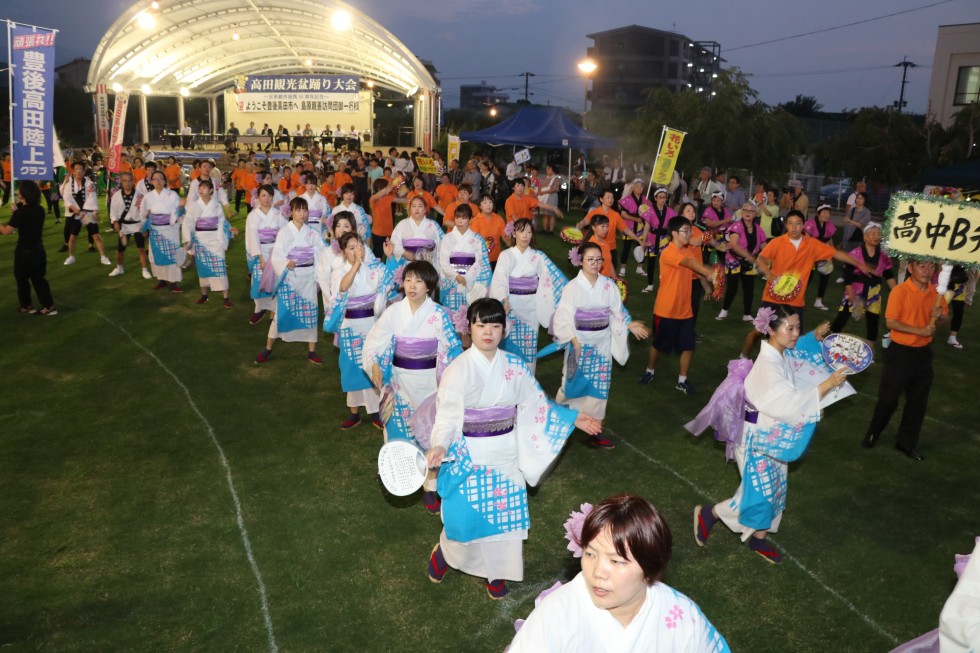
[0,200,977,652]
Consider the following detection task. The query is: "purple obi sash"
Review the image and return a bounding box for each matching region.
[393,336,438,370]
[575,307,610,331]
[308,209,322,223]
[288,246,315,267]
[744,408,759,424]
[462,405,517,438]
[345,293,376,319]
[509,275,539,295]
[403,238,435,254]
[195,216,219,231]
[449,251,476,273]
[149,213,171,226]
[258,227,279,244]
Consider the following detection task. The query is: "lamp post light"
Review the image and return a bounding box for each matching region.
[577,59,597,129]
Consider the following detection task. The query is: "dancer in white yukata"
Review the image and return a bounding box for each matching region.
[391,196,442,265]
[690,307,848,563]
[362,261,463,514]
[425,298,603,599]
[255,196,327,364]
[184,159,230,216]
[298,172,328,239]
[509,494,730,652]
[182,179,237,308]
[324,232,396,430]
[140,170,184,293]
[553,241,649,448]
[245,184,288,325]
[438,203,492,340]
[489,218,567,373]
[329,183,371,243]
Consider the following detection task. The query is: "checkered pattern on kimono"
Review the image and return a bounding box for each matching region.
[443,438,530,534]
[579,344,611,399]
[663,587,732,653]
[150,231,178,265]
[744,449,787,516]
[339,326,365,368]
[748,419,816,464]
[542,401,575,453]
[192,234,227,278]
[439,277,467,312]
[505,316,538,363]
[249,256,272,299]
[277,281,319,329]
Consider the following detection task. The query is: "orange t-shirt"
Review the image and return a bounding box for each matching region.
[190,168,200,181]
[118,161,132,174]
[584,207,628,253]
[320,182,338,208]
[443,200,479,229]
[655,242,696,319]
[407,189,437,212]
[334,171,353,190]
[758,235,837,307]
[2,159,11,182]
[278,177,291,195]
[132,167,146,183]
[241,174,259,207]
[505,193,539,221]
[290,172,303,192]
[471,212,507,262]
[370,193,395,238]
[588,235,614,278]
[164,164,182,190]
[886,279,949,347]
[434,183,458,211]
[231,168,247,191]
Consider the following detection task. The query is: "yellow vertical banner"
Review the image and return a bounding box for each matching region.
[447,134,461,164]
[650,127,685,187]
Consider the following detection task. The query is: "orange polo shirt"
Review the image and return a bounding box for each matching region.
[278,177,291,195]
[370,193,395,238]
[407,189,437,212]
[164,164,182,190]
[655,242,696,319]
[434,183,458,211]
[133,167,146,182]
[886,279,949,347]
[290,172,303,192]
[758,235,836,307]
[241,174,259,207]
[2,159,10,182]
[320,182,338,208]
[334,171,353,190]
[505,193,539,221]
[443,200,479,229]
[588,235,614,278]
[471,212,507,262]
[583,206,629,254]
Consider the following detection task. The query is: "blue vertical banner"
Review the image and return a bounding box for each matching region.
[8,22,57,181]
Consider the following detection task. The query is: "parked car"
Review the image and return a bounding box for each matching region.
[819,178,852,206]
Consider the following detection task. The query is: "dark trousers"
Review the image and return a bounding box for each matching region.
[45,191,61,220]
[14,248,54,308]
[617,236,633,271]
[691,279,703,323]
[866,343,933,449]
[235,189,245,213]
[723,270,756,316]
[831,303,881,341]
[1,182,9,206]
[646,254,657,286]
[371,234,387,261]
[951,300,964,332]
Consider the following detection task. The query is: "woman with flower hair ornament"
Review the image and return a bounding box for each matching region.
[508,494,730,652]
[690,306,848,563]
[489,217,568,373]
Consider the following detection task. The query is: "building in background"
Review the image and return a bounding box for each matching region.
[585,25,721,112]
[460,82,510,109]
[926,22,980,127]
[56,58,91,89]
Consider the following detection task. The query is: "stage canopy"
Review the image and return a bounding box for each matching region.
[460,107,617,151]
[85,0,438,97]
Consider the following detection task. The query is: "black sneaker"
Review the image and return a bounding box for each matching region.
[638,371,654,385]
[676,380,696,395]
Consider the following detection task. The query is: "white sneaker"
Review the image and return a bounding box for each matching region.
[142,268,152,279]
[63,256,75,266]
[948,336,964,349]
[108,266,124,277]
[882,332,891,348]
[100,256,112,266]
[641,285,654,293]
[636,265,644,276]
[835,277,844,284]
[716,309,728,321]
[814,299,828,311]
[618,266,626,277]
[742,314,754,322]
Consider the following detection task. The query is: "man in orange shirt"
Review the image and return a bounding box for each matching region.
[443,184,479,231]
[470,193,508,267]
[319,171,338,208]
[740,210,874,358]
[231,159,248,214]
[164,156,183,192]
[863,260,948,460]
[333,165,353,193]
[369,177,396,258]
[434,172,458,218]
[240,163,259,211]
[578,190,642,268]
[1,153,12,205]
[504,179,539,223]
[278,166,293,196]
[640,216,716,393]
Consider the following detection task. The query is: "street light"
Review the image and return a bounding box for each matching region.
[577,59,597,129]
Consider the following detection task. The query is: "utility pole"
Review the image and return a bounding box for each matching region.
[893,57,917,113]
[520,71,535,104]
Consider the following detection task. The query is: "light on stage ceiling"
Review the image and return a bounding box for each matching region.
[140,84,152,95]
[366,80,374,88]
[179,86,190,97]
[232,32,240,41]
[111,82,123,93]
[305,59,313,66]
[331,10,352,31]
[150,1,159,8]
[137,11,156,30]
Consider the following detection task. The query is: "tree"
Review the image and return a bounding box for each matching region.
[940,101,980,162]
[631,68,804,183]
[777,95,823,118]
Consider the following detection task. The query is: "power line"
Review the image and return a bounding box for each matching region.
[750,64,900,79]
[725,0,962,52]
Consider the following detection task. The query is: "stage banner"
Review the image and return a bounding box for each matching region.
[415,156,437,174]
[94,84,110,149]
[232,74,360,112]
[650,126,685,187]
[106,92,130,173]
[884,191,980,266]
[8,22,56,181]
[447,134,460,165]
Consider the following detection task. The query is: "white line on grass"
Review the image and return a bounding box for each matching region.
[478,576,563,640]
[85,308,280,653]
[611,430,900,646]
[853,391,980,443]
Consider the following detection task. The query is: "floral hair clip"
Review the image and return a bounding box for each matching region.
[752,306,777,335]
[504,221,515,238]
[451,305,470,335]
[568,247,582,267]
[562,502,594,557]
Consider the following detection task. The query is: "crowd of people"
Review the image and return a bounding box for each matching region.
[2,140,973,651]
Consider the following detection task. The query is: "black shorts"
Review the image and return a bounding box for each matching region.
[759,301,805,329]
[68,219,100,238]
[117,230,146,251]
[651,316,696,353]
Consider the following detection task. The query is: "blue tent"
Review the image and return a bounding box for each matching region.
[459,106,616,150]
